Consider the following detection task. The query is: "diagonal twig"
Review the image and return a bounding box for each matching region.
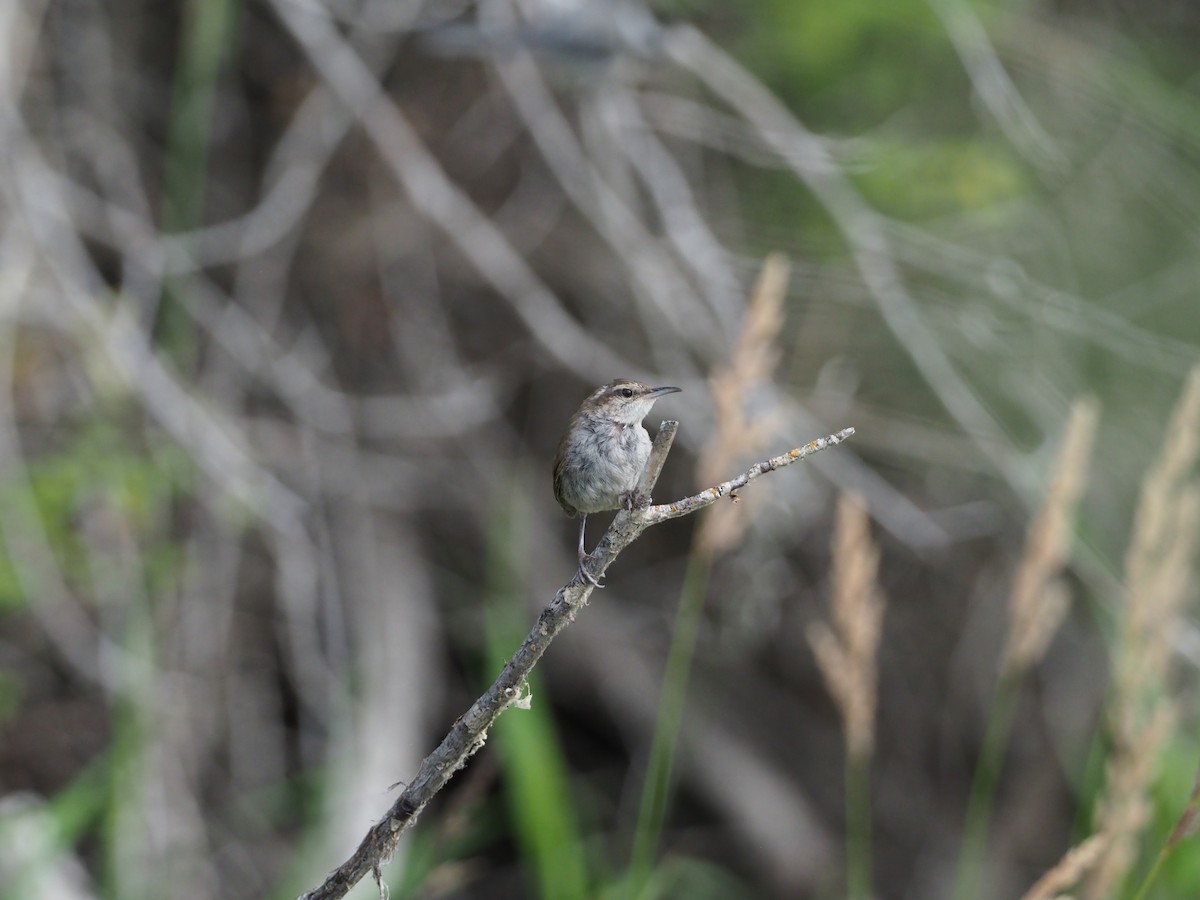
[297,423,853,900]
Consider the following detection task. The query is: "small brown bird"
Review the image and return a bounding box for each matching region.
[553,379,681,586]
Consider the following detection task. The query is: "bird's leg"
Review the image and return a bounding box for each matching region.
[575,513,603,588]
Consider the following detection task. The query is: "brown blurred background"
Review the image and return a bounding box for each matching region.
[1,1,1199,898]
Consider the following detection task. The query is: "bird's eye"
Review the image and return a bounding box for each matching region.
[621,388,634,398]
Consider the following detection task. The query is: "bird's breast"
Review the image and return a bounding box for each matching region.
[555,418,650,514]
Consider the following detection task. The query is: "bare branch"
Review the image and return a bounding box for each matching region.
[297,424,854,900]
[645,427,856,525]
[637,419,680,501]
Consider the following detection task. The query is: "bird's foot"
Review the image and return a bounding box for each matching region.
[576,552,605,588]
[621,489,650,510]
[576,563,604,588]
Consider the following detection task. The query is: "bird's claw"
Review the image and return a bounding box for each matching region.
[621,489,650,511]
[576,553,605,588]
[576,563,604,588]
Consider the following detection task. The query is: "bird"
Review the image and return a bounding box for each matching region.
[553,379,681,586]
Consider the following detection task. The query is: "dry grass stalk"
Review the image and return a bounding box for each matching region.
[694,253,787,557]
[1002,397,1099,676]
[1019,834,1108,900]
[1085,366,1200,898]
[807,494,885,759]
[1164,766,1200,848]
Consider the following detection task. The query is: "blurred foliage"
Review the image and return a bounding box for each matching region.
[0,757,109,900]
[0,413,192,611]
[1147,742,1200,897]
[742,0,957,126]
[853,139,1030,219]
[482,491,591,900]
[3,0,1200,898]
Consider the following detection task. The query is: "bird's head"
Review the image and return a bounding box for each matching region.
[582,379,681,425]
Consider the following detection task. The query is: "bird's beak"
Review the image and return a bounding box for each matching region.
[649,386,682,397]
